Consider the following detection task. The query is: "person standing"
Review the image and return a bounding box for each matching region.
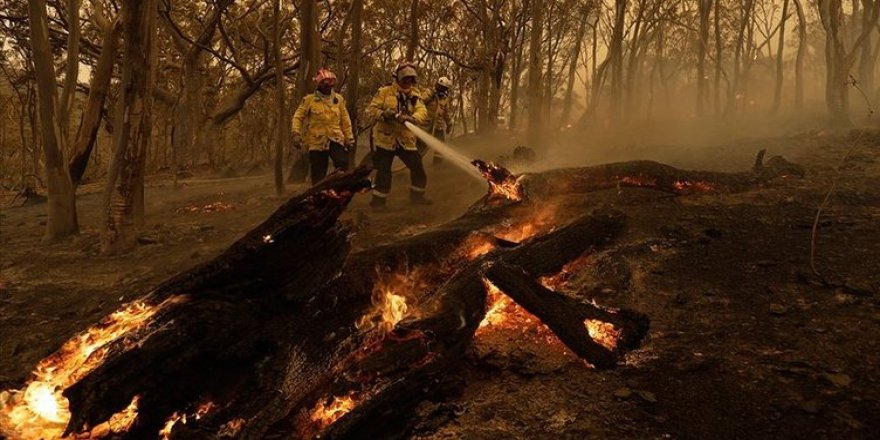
[291,68,355,185]
[418,76,454,163]
[365,61,430,208]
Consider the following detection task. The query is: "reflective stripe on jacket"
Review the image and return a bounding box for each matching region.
[291,92,354,151]
[365,84,428,151]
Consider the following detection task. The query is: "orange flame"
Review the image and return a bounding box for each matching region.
[309,393,356,429]
[158,401,217,439]
[584,319,621,351]
[356,270,415,336]
[472,159,525,202]
[0,296,184,439]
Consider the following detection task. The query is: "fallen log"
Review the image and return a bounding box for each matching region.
[10,152,799,438]
[522,149,804,198]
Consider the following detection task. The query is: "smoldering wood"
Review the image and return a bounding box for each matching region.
[522,150,804,198]
[52,153,810,438]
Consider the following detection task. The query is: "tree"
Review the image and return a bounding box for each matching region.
[817,0,880,126]
[26,0,79,241]
[273,0,285,194]
[527,0,544,146]
[101,0,159,253]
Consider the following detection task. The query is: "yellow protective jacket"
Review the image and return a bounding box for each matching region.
[421,89,452,132]
[291,92,354,151]
[365,83,428,151]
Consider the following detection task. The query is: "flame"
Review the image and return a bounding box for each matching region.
[461,235,496,260]
[309,393,356,429]
[0,297,183,439]
[585,319,621,351]
[538,254,592,291]
[218,418,246,437]
[356,270,414,336]
[476,280,569,350]
[158,401,217,439]
[494,204,558,244]
[472,159,525,202]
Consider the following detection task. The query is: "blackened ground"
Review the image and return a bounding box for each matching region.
[2,131,879,439]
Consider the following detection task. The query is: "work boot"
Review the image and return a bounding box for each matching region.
[370,195,387,210]
[410,189,433,205]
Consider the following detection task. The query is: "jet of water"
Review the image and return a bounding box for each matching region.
[404,122,485,181]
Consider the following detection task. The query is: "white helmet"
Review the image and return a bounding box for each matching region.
[437,76,453,89]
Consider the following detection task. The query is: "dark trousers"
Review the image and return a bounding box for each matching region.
[308,143,349,185]
[372,147,426,197]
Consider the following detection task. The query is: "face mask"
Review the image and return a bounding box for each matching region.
[317,85,333,95]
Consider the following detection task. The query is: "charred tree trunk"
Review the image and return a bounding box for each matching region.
[101,0,158,254]
[772,0,790,113]
[69,16,122,187]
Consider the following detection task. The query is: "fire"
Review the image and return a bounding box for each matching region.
[494,204,558,244]
[538,254,592,291]
[461,235,496,260]
[176,201,235,214]
[0,296,183,439]
[619,175,657,188]
[672,180,714,192]
[356,270,415,335]
[309,393,356,429]
[585,319,622,351]
[158,401,217,439]
[472,159,525,202]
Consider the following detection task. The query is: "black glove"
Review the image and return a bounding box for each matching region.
[381,109,397,121]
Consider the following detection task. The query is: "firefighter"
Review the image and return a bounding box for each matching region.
[418,76,454,163]
[291,68,355,185]
[365,61,430,208]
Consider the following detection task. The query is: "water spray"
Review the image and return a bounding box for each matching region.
[404,122,484,181]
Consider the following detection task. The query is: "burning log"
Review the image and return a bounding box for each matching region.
[3,155,683,439]
[522,149,804,197]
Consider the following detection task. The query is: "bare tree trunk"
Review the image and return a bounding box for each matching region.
[59,0,81,144]
[273,0,285,194]
[509,25,525,132]
[772,0,790,113]
[697,0,712,118]
[102,0,158,254]
[527,0,544,146]
[27,0,79,241]
[794,0,807,109]
[70,16,121,187]
[609,0,627,125]
[562,9,588,124]
[346,0,363,163]
[859,0,878,107]
[714,0,723,116]
[406,0,418,61]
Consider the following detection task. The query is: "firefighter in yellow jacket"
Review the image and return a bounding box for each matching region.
[291,68,355,185]
[365,62,430,207]
[418,76,454,164]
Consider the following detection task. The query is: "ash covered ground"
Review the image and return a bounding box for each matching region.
[2,130,879,439]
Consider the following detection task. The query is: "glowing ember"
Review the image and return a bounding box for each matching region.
[585,319,622,351]
[619,176,657,188]
[472,159,525,202]
[539,254,592,291]
[672,180,714,192]
[218,418,246,437]
[0,296,183,439]
[461,235,496,260]
[177,201,236,214]
[309,393,356,429]
[356,270,415,335]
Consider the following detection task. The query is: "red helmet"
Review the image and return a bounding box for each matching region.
[313,68,337,84]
